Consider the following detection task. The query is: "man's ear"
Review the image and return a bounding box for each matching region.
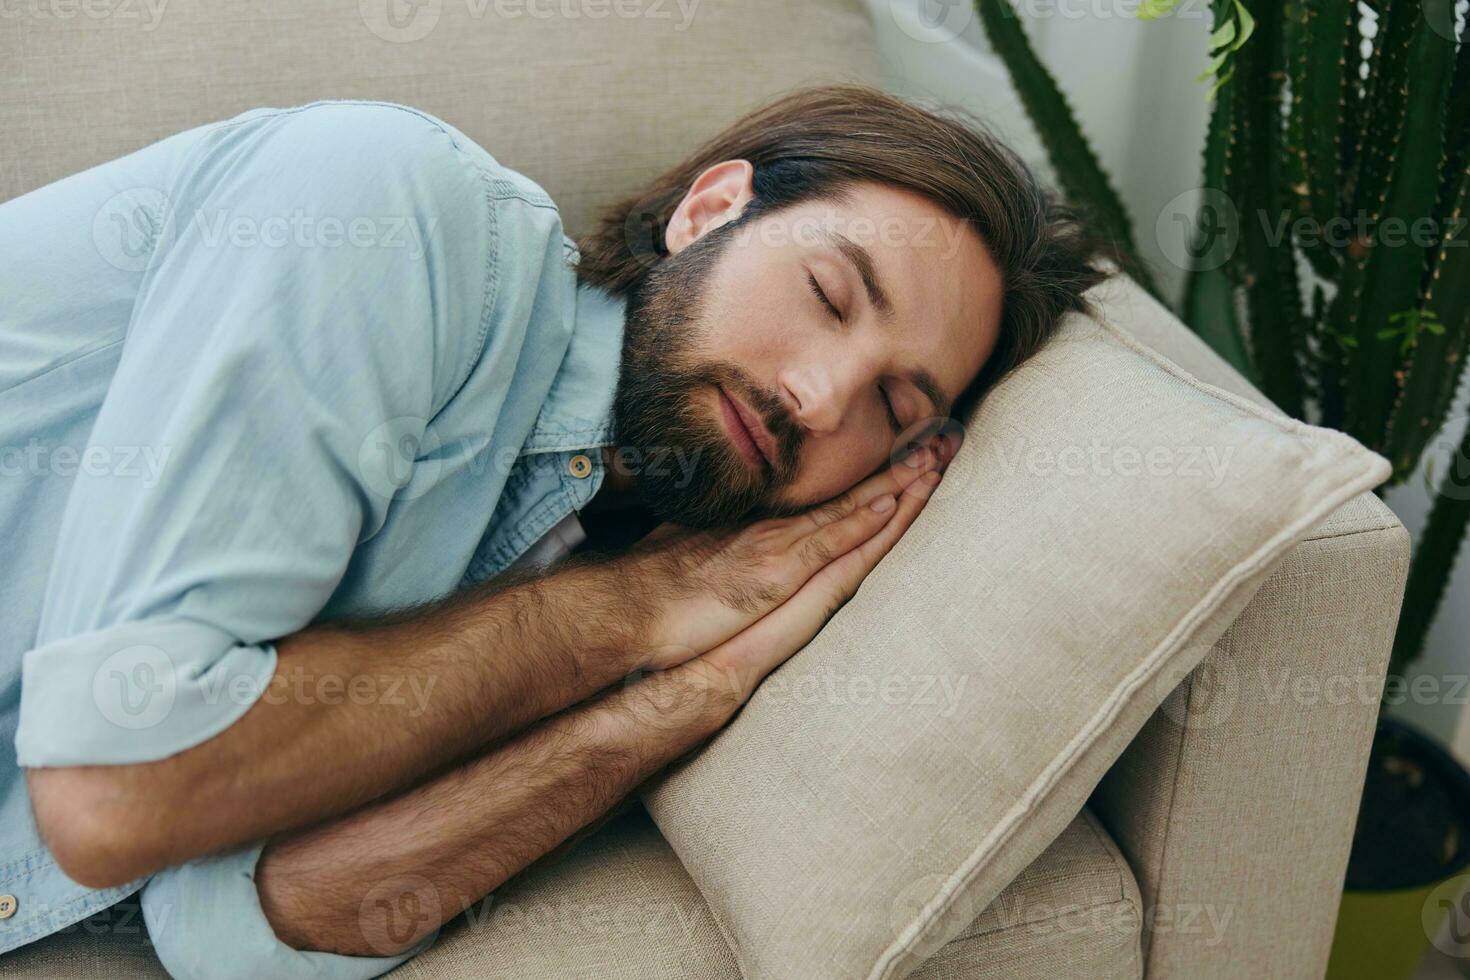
[665,160,755,255]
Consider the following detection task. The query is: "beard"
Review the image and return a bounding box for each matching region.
[611,219,804,529]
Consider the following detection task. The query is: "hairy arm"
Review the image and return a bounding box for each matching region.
[28,559,652,890]
[254,660,735,957]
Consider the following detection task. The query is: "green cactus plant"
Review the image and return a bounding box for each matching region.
[975,0,1470,673]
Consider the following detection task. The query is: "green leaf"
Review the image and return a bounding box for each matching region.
[1231,0,1255,46]
[1198,51,1230,80]
[1374,309,1438,357]
[1138,0,1183,19]
[1206,68,1235,100]
[1197,0,1256,93]
[1208,17,1237,48]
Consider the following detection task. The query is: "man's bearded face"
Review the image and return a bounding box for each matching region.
[610,182,1003,529]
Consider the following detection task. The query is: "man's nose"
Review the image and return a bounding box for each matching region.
[779,362,863,436]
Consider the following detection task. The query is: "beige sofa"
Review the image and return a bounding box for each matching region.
[0,1,1409,977]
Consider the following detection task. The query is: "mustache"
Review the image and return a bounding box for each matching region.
[692,363,803,480]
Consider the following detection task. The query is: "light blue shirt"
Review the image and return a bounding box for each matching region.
[0,101,625,978]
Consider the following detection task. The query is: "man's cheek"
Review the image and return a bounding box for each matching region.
[782,461,871,509]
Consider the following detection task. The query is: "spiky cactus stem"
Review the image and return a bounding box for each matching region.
[1326,0,1452,452]
[1226,0,1308,418]
[1392,422,1470,675]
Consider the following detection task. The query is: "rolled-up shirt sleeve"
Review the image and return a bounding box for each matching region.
[141,843,433,980]
[16,103,497,768]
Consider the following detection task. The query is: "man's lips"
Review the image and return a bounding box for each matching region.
[717,385,777,470]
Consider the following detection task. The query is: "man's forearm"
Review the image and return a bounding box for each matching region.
[30,556,655,887]
[255,659,735,957]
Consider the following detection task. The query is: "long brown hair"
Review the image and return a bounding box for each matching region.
[575,84,1115,417]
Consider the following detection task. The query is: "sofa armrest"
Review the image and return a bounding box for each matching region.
[1087,490,1410,979]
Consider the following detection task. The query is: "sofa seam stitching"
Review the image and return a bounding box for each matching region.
[1300,521,1407,544]
[941,896,1141,946]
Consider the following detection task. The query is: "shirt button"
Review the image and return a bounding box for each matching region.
[0,894,17,919]
[567,454,592,479]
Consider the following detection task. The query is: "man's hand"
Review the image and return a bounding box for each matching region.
[694,439,948,704]
[617,440,949,671]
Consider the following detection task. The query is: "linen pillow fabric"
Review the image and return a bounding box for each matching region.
[641,275,1391,980]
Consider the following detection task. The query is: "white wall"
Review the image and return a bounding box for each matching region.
[867,0,1470,759]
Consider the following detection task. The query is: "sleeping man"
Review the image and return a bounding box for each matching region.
[0,85,1105,978]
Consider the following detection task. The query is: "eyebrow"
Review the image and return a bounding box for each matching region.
[822,228,896,324]
[820,228,953,421]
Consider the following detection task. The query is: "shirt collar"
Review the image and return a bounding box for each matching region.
[520,280,626,454]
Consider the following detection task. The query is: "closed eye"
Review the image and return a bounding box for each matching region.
[808,270,897,432]
[807,272,842,321]
[879,384,901,434]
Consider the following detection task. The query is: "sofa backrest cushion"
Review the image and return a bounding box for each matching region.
[0,0,880,240]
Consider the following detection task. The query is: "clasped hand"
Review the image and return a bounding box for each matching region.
[613,434,956,707]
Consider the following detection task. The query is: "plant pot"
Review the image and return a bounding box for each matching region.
[1326,717,1470,980]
